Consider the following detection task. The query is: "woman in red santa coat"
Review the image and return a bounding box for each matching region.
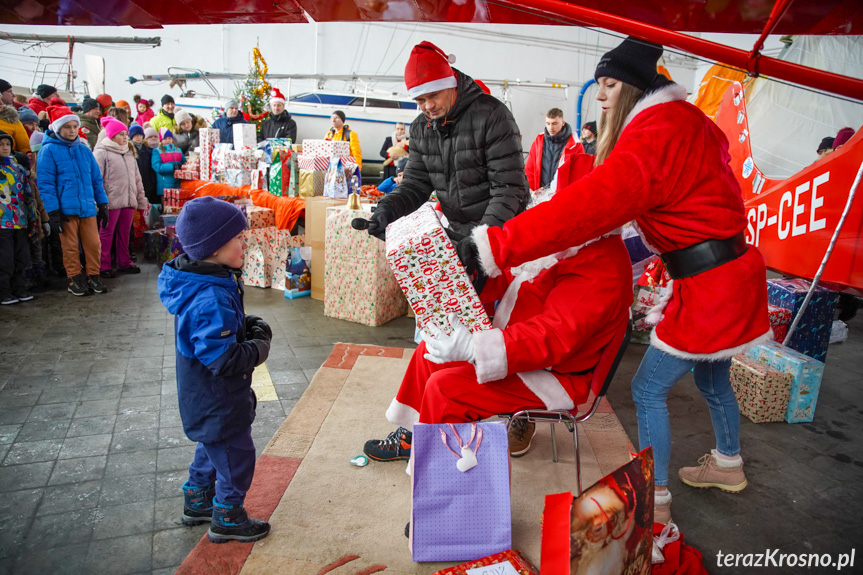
[364,222,633,467]
[467,36,771,524]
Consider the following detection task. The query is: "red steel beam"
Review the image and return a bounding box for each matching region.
[748,0,795,74]
[492,0,863,101]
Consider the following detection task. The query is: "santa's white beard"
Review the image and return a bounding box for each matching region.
[574,537,627,575]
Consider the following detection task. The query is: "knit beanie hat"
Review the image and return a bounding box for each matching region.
[161,94,175,106]
[817,137,835,153]
[129,123,145,138]
[116,99,129,108]
[225,99,239,109]
[332,110,346,123]
[159,127,174,140]
[175,109,192,126]
[48,105,79,132]
[0,130,12,146]
[833,127,855,149]
[82,97,100,113]
[29,130,44,151]
[594,36,664,92]
[96,94,113,110]
[36,84,57,99]
[17,106,38,124]
[101,116,128,140]
[0,79,12,94]
[176,197,248,260]
[583,121,597,136]
[144,126,158,139]
[404,41,457,99]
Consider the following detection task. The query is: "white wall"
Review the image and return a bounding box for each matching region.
[0,22,710,141]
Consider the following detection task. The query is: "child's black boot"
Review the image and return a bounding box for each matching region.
[207,500,271,544]
[181,481,215,526]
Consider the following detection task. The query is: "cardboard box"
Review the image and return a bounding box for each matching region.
[306,197,349,300]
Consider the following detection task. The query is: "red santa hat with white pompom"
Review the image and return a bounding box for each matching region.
[270,88,286,105]
[404,41,457,99]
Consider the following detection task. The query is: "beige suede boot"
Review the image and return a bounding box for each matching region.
[678,450,747,492]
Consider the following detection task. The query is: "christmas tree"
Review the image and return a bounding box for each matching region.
[233,46,271,131]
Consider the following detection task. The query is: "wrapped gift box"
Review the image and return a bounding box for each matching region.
[233,123,257,150]
[386,204,491,335]
[251,168,267,191]
[241,226,280,288]
[298,169,326,198]
[324,206,407,326]
[270,230,305,290]
[302,139,350,157]
[746,341,825,423]
[297,155,331,171]
[157,232,184,266]
[226,149,256,171]
[225,168,251,188]
[143,230,161,260]
[432,549,539,575]
[245,206,276,229]
[766,278,838,362]
[198,128,220,182]
[730,355,792,423]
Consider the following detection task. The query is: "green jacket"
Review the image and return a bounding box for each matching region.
[77,113,101,150]
[150,110,178,134]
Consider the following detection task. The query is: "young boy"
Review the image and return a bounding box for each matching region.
[36,105,110,296]
[157,196,273,544]
[0,130,37,304]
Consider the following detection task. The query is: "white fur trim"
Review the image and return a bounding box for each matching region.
[492,273,529,330]
[50,114,79,132]
[645,280,673,326]
[407,76,457,99]
[517,370,575,411]
[385,398,420,428]
[472,328,508,383]
[471,224,503,278]
[650,328,773,361]
[269,97,286,104]
[624,83,687,130]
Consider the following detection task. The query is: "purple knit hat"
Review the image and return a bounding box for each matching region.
[176,197,248,260]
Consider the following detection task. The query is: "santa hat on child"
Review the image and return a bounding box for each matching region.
[270,88,286,105]
[47,104,79,132]
[404,41,457,99]
[100,116,128,140]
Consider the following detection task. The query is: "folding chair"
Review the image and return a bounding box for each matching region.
[505,318,632,495]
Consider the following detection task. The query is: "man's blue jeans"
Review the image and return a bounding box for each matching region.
[631,345,740,486]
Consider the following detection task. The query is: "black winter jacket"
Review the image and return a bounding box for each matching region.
[377,69,529,236]
[258,111,297,143]
[135,144,159,204]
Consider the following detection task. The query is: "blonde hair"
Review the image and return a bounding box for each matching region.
[108,107,129,126]
[594,82,644,166]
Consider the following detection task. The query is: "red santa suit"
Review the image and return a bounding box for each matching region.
[525,131,583,191]
[473,83,771,360]
[386,233,633,427]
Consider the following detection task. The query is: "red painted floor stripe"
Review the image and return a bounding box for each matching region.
[321,343,404,370]
[175,455,302,575]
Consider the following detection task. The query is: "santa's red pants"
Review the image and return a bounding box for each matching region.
[389,341,552,426]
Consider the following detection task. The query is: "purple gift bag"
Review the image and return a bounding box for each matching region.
[410,420,512,562]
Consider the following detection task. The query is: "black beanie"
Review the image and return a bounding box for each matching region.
[0,79,11,93]
[583,121,597,136]
[817,137,835,153]
[36,84,58,99]
[161,94,175,106]
[0,130,13,146]
[333,110,346,122]
[594,36,664,92]
[81,97,99,113]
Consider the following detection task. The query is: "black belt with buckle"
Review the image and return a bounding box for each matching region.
[660,233,748,280]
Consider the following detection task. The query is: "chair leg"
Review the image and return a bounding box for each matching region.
[550,423,558,463]
[573,423,582,496]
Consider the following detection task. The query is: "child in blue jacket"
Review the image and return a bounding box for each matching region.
[150,127,183,228]
[0,130,38,304]
[157,197,273,544]
[36,105,110,296]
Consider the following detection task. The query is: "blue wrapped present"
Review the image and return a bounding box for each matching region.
[766,278,838,362]
[746,341,825,423]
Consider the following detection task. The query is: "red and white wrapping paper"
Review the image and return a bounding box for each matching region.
[385,204,491,335]
[302,139,350,157]
[198,128,220,182]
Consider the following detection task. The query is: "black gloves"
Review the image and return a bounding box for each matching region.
[365,204,396,241]
[48,210,67,235]
[97,204,109,229]
[244,315,272,341]
[453,234,487,295]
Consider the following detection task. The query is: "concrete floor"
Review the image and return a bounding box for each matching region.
[1,259,860,574]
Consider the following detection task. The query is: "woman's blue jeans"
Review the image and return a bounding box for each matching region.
[631,345,740,486]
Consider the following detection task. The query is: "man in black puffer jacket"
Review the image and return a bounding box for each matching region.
[365,42,528,253]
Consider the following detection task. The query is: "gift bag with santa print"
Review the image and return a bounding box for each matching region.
[323,157,349,198]
[410,420,511,563]
[541,448,654,575]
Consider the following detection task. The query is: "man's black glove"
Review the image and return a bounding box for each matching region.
[244,315,272,340]
[48,210,67,235]
[250,325,272,343]
[97,204,109,229]
[453,235,487,294]
[364,204,396,241]
[444,227,466,244]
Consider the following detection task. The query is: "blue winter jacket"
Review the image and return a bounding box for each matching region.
[151,144,182,197]
[211,115,248,145]
[36,131,108,217]
[158,256,269,443]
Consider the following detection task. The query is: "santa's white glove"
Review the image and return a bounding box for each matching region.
[422,313,476,365]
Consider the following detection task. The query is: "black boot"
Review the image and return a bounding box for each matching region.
[207,501,271,544]
[181,481,215,526]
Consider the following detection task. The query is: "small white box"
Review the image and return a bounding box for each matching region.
[233,124,258,150]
